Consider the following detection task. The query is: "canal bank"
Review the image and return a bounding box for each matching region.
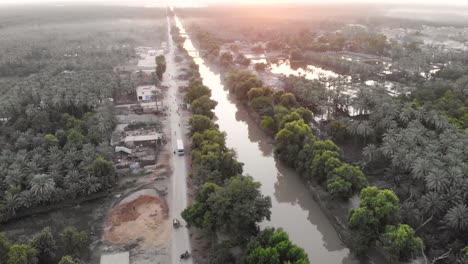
[174,15,390,264]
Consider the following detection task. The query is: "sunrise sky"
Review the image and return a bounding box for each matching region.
[0,0,467,6]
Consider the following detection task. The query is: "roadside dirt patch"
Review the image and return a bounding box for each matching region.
[104,195,170,249]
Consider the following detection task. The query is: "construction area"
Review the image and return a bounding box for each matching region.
[98,41,174,264]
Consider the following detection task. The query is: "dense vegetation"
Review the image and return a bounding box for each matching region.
[0,6,166,263]
[0,225,88,264]
[0,6,166,221]
[226,70,368,200]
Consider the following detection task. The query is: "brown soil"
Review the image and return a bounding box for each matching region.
[104,195,170,249]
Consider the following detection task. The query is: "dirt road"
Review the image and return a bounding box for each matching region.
[165,14,193,264]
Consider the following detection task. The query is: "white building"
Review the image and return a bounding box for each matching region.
[136,85,157,101]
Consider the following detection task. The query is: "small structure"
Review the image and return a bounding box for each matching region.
[136,85,157,101]
[100,252,129,264]
[124,133,162,148]
[115,146,132,160]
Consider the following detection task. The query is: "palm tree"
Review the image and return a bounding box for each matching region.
[347,120,359,137]
[2,191,20,216]
[363,144,379,163]
[444,204,468,232]
[357,120,374,145]
[425,169,449,193]
[411,158,433,180]
[418,191,446,217]
[83,176,102,195]
[19,190,35,208]
[30,174,55,202]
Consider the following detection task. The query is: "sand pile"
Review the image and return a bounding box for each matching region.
[104,195,170,249]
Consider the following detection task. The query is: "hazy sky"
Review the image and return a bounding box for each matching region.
[0,0,467,5]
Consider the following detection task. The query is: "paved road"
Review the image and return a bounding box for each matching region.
[165,14,193,264]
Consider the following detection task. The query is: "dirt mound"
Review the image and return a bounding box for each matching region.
[110,195,162,226]
[104,195,170,249]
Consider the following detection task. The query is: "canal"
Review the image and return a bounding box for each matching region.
[174,15,377,264]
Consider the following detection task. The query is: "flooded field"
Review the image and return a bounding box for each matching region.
[174,15,386,264]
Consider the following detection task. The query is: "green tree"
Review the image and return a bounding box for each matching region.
[310,150,340,183]
[348,187,400,255]
[272,90,285,104]
[260,116,275,131]
[220,52,233,68]
[327,176,352,199]
[275,119,314,166]
[189,115,216,135]
[245,227,309,264]
[246,247,280,264]
[359,186,400,225]
[66,129,84,148]
[191,95,218,119]
[30,227,57,264]
[7,244,38,264]
[0,233,10,263]
[381,224,422,261]
[226,70,262,100]
[329,164,368,196]
[61,226,89,258]
[43,134,59,146]
[279,93,297,109]
[247,87,271,101]
[208,176,271,241]
[278,111,302,130]
[89,156,115,188]
[251,96,273,116]
[208,242,235,264]
[155,55,166,80]
[328,120,348,142]
[348,207,379,255]
[182,182,222,233]
[292,107,313,124]
[186,80,211,104]
[182,176,271,242]
[58,256,78,264]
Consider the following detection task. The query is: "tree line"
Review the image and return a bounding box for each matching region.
[179,46,309,263]
[226,70,369,200]
[0,226,89,264]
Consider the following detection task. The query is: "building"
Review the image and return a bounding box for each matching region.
[100,252,129,264]
[136,85,157,101]
[124,133,162,147]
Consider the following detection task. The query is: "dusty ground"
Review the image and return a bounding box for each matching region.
[104,195,170,249]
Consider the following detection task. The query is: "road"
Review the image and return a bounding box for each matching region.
[165,13,193,264]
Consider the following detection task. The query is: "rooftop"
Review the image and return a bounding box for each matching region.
[124,133,162,143]
[100,252,129,264]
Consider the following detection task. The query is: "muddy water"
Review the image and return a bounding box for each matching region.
[270,59,338,79]
[174,16,372,264]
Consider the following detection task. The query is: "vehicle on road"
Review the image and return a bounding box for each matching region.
[173,218,181,228]
[180,251,190,260]
[176,139,184,156]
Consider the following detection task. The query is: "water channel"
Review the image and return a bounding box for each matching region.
[174,15,384,264]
